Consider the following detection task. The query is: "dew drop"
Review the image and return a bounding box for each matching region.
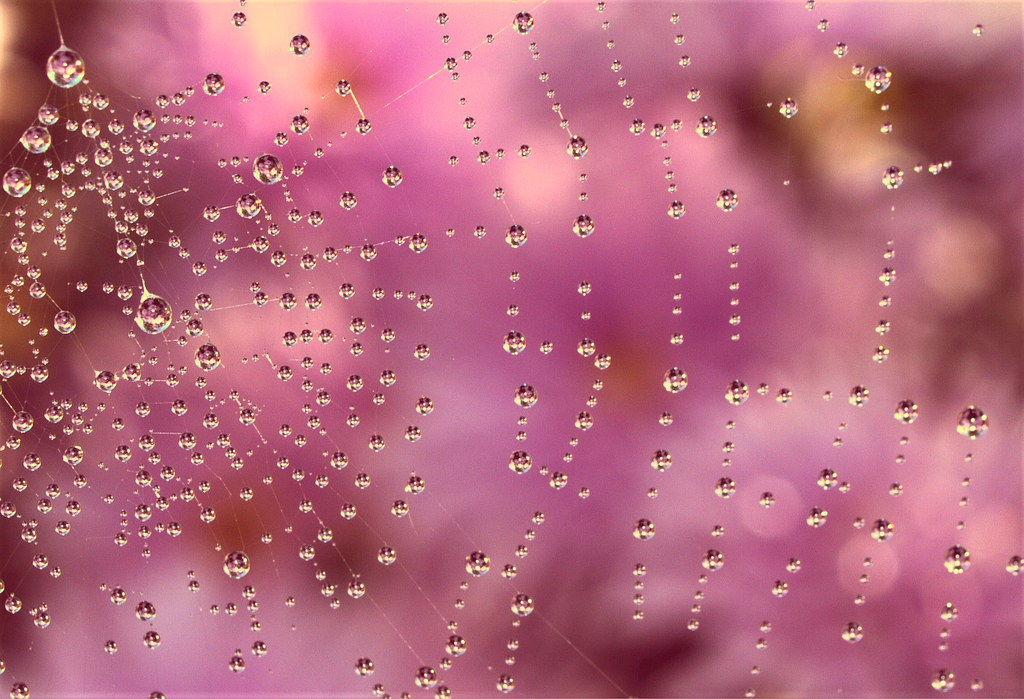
[566,136,588,159]
[865,66,891,94]
[46,46,85,88]
[253,154,283,185]
[931,669,955,693]
[382,165,403,188]
[510,593,534,616]
[842,622,864,643]
[663,367,688,393]
[20,126,51,154]
[223,551,250,579]
[956,406,988,439]
[716,189,739,212]
[195,343,222,371]
[135,295,173,334]
[289,35,311,55]
[944,545,971,574]
[3,168,31,198]
[725,380,749,405]
[203,73,225,96]
[633,518,655,541]
[53,311,76,335]
[513,12,534,35]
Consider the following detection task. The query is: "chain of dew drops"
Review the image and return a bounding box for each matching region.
[0,3,1018,699]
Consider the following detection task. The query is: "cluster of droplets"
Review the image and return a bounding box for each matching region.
[0,8,465,694]
[0,2,1015,697]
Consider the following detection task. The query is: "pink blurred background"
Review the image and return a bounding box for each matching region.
[0,1,1020,697]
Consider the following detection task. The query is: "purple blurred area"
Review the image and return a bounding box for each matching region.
[0,2,1021,697]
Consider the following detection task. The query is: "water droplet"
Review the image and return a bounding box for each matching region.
[236,193,263,218]
[223,551,250,579]
[716,189,739,212]
[203,73,225,96]
[511,593,534,616]
[849,385,869,406]
[135,600,156,621]
[702,549,724,570]
[882,166,904,189]
[807,507,828,527]
[944,545,970,574]
[667,200,686,219]
[870,519,894,541]
[195,343,222,371]
[663,367,688,393]
[135,295,173,334]
[931,669,955,692]
[633,518,655,541]
[3,168,31,198]
[573,214,595,237]
[725,380,749,405]
[894,400,918,424]
[956,406,988,439]
[466,551,490,576]
[53,311,76,334]
[253,154,283,184]
[20,126,51,154]
[503,331,526,355]
[696,115,717,137]
[46,46,85,88]
[566,136,588,159]
[414,666,437,689]
[513,12,534,35]
[382,165,403,187]
[842,622,863,643]
[865,66,891,94]
[505,224,527,248]
[509,450,532,474]
[513,384,538,408]
[11,411,33,434]
[289,35,311,55]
